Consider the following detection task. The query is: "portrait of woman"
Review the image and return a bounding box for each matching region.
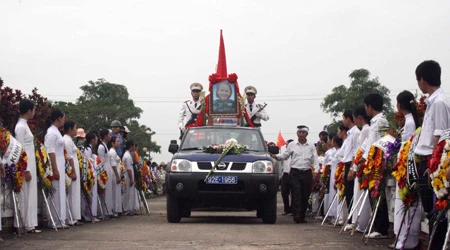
[211,81,237,114]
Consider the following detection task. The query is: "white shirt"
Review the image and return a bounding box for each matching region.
[178,99,202,131]
[281,154,291,174]
[324,147,336,166]
[109,148,120,168]
[363,112,389,159]
[342,126,361,163]
[123,150,133,171]
[402,113,416,142]
[357,124,370,149]
[83,146,94,160]
[245,102,269,124]
[63,134,76,160]
[15,118,34,172]
[276,140,319,171]
[415,88,450,155]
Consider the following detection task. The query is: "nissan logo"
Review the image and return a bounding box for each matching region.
[217,162,227,170]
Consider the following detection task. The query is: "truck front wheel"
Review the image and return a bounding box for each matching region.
[167,194,182,223]
[261,196,277,224]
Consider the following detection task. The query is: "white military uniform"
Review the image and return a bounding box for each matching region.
[178,100,202,132]
[245,102,269,125]
[178,82,203,133]
[244,85,269,128]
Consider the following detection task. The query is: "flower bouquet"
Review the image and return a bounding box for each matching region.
[35,143,55,193]
[1,127,28,193]
[64,149,73,189]
[120,160,126,193]
[83,156,95,197]
[140,160,152,191]
[96,156,108,194]
[334,162,345,200]
[364,145,385,198]
[392,129,422,209]
[203,138,247,182]
[354,148,369,190]
[430,138,450,207]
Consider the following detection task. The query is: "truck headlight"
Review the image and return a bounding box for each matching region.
[171,160,192,172]
[252,161,273,173]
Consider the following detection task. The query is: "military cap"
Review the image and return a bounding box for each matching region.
[190,82,203,91]
[244,86,257,95]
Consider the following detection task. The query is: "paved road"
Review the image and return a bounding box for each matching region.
[1,194,392,249]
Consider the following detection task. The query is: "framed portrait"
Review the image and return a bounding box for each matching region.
[210,80,238,116]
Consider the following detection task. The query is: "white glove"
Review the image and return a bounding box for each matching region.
[181,127,186,133]
[255,112,262,118]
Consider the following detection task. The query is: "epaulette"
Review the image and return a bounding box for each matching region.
[184,100,190,103]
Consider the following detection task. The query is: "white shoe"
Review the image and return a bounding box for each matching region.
[344,224,355,231]
[365,232,389,239]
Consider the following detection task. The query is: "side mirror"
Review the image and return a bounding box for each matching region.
[168,140,179,154]
[268,145,279,154]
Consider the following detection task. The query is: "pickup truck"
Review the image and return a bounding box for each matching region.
[166,126,279,224]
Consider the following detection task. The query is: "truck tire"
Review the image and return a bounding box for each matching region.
[256,208,263,218]
[261,196,277,224]
[181,207,191,218]
[167,194,182,223]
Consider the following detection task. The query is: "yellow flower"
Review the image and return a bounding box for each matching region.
[369,180,376,189]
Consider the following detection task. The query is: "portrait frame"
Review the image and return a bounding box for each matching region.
[209,80,238,116]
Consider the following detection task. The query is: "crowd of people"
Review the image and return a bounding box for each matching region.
[1,59,448,249]
[272,60,450,250]
[0,111,166,242]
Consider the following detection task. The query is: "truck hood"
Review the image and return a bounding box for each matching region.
[172,151,271,162]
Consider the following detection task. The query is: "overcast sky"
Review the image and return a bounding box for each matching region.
[1,0,450,163]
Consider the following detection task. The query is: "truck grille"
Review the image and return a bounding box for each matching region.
[197,162,245,170]
[197,162,212,170]
[230,163,247,170]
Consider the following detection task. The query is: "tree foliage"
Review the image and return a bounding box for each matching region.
[321,69,393,119]
[1,80,51,143]
[52,78,160,154]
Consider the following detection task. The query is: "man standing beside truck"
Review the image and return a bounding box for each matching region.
[270,125,319,224]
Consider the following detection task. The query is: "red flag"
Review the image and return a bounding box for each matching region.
[276,131,286,148]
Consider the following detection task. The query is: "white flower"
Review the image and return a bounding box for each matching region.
[445,180,450,188]
[445,140,450,151]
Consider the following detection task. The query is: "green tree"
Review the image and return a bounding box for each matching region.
[127,119,161,157]
[53,78,160,154]
[321,69,393,133]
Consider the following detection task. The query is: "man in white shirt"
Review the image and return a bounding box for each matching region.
[347,106,371,233]
[280,139,294,215]
[414,60,450,249]
[363,93,390,239]
[341,110,360,220]
[178,83,203,139]
[271,125,319,223]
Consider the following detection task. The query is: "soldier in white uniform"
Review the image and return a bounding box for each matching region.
[244,86,269,128]
[178,82,203,139]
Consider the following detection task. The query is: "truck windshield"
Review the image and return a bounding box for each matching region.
[180,128,266,152]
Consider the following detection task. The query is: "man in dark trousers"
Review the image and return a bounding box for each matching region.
[280,139,294,215]
[415,60,450,250]
[271,125,319,223]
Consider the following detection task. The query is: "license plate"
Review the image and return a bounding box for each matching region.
[205,176,238,184]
